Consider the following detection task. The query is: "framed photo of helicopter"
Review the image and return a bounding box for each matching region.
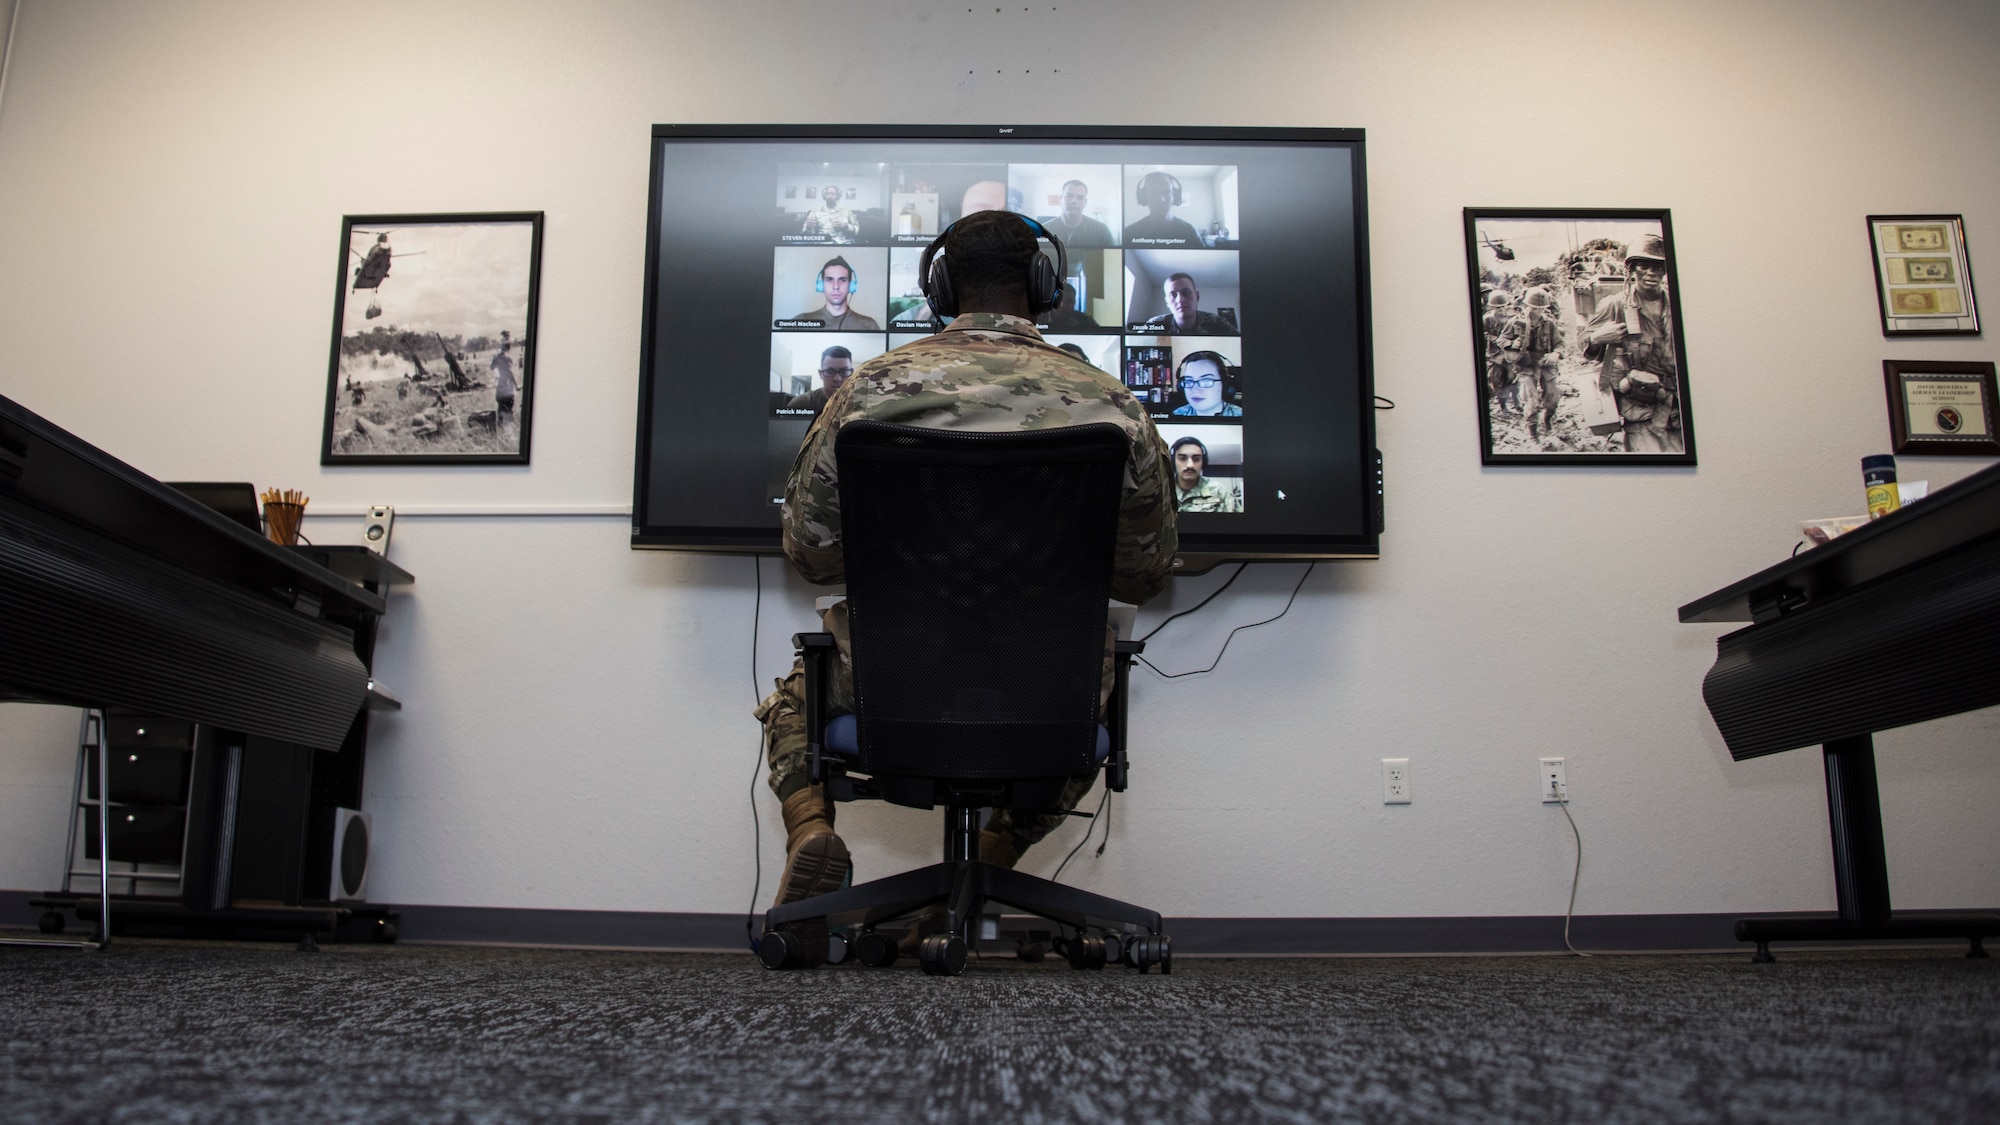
[321,211,544,465]
[1463,208,1695,466]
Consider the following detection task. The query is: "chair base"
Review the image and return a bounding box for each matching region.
[764,805,1165,974]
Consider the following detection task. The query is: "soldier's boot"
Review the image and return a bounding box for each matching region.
[774,784,851,907]
[897,829,1024,955]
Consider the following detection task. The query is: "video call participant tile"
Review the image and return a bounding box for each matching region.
[884,163,1010,244]
[777,163,890,245]
[1121,336,1243,418]
[886,247,940,331]
[1124,250,1241,335]
[771,247,887,332]
[768,332,887,418]
[1008,164,1122,249]
[1122,165,1240,249]
[1154,421,1246,514]
[1041,335,1121,375]
[1034,248,1123,335]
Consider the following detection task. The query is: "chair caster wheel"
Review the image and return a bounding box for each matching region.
[38,911,65,935]
[1126,934,1172,973]
[854,930,899,968]
[758,929,806,970]
[918,933,967,976]
[374,919,398,944]
[826,931,850,965]
[1065,934,1107,970]
[1016,941,1047,963]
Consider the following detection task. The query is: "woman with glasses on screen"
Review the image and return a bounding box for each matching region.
[1169,351,1241,416]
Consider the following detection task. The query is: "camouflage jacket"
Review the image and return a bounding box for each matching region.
[1175,475,1243,513]
[782,312,1178,604]
[799,205,857,240]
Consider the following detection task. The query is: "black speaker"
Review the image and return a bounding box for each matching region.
[305,807,371,902]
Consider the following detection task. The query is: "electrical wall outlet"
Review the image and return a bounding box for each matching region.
[363,505,395,554]
[1540,757,1568,803]
[1382,758,1411,804]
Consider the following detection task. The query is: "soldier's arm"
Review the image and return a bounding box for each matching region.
[1582,299,1626,353]
[1111,428,1179,605]
[779,412,847,585]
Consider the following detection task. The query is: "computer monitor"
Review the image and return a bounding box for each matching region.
[631,124,1379,566]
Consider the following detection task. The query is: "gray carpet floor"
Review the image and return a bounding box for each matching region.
[1,940,1995,1123]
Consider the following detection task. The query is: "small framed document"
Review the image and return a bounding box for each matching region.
[1883,359,2000,455]
[1867,215,1980,336]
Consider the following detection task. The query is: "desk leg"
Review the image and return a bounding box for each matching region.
[1823,735,1891,925]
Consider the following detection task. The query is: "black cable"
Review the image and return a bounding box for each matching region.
[1139,563,1315,679]
[745,555,764,951]
[1136,562,1248,643]
[1374,395,1396,410]
[1049,788,1112,884]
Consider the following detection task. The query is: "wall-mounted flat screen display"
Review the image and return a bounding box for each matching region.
[632,124,1378,563]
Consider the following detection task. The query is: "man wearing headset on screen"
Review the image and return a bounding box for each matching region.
[755,210,1178,935]
[792,256,881,331]
[1169,351,1240,416]
[1123,170,1203,246]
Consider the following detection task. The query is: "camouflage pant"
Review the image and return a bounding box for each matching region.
[753,600,1112,849]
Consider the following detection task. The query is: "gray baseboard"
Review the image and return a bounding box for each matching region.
[9,887,1987,955]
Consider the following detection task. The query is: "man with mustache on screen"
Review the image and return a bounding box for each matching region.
[755,210,1178,950]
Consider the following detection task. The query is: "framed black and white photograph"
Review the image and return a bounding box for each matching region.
[1883,359,2000,455]
[322,212,543,465]
[1464,208,1695,465]
[1867,214,1979,336]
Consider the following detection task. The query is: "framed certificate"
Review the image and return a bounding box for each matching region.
[1867,215,1980,336]
[1883,359,2000,455]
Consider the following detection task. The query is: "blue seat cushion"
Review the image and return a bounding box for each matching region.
[825,713,1109,762]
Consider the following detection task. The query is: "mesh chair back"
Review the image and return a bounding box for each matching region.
[835,420,1127,781]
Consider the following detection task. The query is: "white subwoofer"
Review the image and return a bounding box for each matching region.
[329,807,371,901]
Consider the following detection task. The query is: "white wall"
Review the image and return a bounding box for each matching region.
[2,0,1997,922]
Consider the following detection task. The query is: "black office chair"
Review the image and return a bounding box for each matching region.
[760,420,1169,977]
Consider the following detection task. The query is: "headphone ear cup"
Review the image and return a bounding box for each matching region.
[926,254,957,320]
[1028,253,1060,315]
[1172,177,1184,206]
[815,273,824,294]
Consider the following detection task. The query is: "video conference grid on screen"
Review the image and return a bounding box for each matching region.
[770,161,1246,513]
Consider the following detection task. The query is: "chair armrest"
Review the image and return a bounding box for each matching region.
[795,632,836,783]
[1105,638,1140,792]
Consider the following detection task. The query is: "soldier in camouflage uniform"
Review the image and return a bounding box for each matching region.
[1169,435,1243,512]
[1582,232,1681,453]
[754,209,1179,917]
[798,184,858,243]
[1514,289,1566,442]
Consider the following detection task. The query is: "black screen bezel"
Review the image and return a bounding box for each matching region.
[630,123,1379,563]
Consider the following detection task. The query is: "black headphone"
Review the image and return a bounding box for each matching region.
[1176,350,1231,381]
[919,214,1066,321]
[815,257,856,293]
[1135,170,1184,207]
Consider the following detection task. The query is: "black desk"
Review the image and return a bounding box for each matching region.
[1681,461,2000,959]
[1,394,410,947]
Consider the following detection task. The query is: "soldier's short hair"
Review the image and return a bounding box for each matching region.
[820,256,854,281]
[1170,435,1209,462]
[1061,179,1089,195]
[941,210,1039,298]
[1166,272,1197,288]
[819,345,852,367]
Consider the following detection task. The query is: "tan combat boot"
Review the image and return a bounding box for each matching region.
[774,784,851,906]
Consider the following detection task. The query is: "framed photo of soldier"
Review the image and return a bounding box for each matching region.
[322,211,544,465]
[1463,208,1696,465]
[1882,359,2000,455]
[1866,215,1980,336]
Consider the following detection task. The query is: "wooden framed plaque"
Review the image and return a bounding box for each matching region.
[1883,359,2000,455]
